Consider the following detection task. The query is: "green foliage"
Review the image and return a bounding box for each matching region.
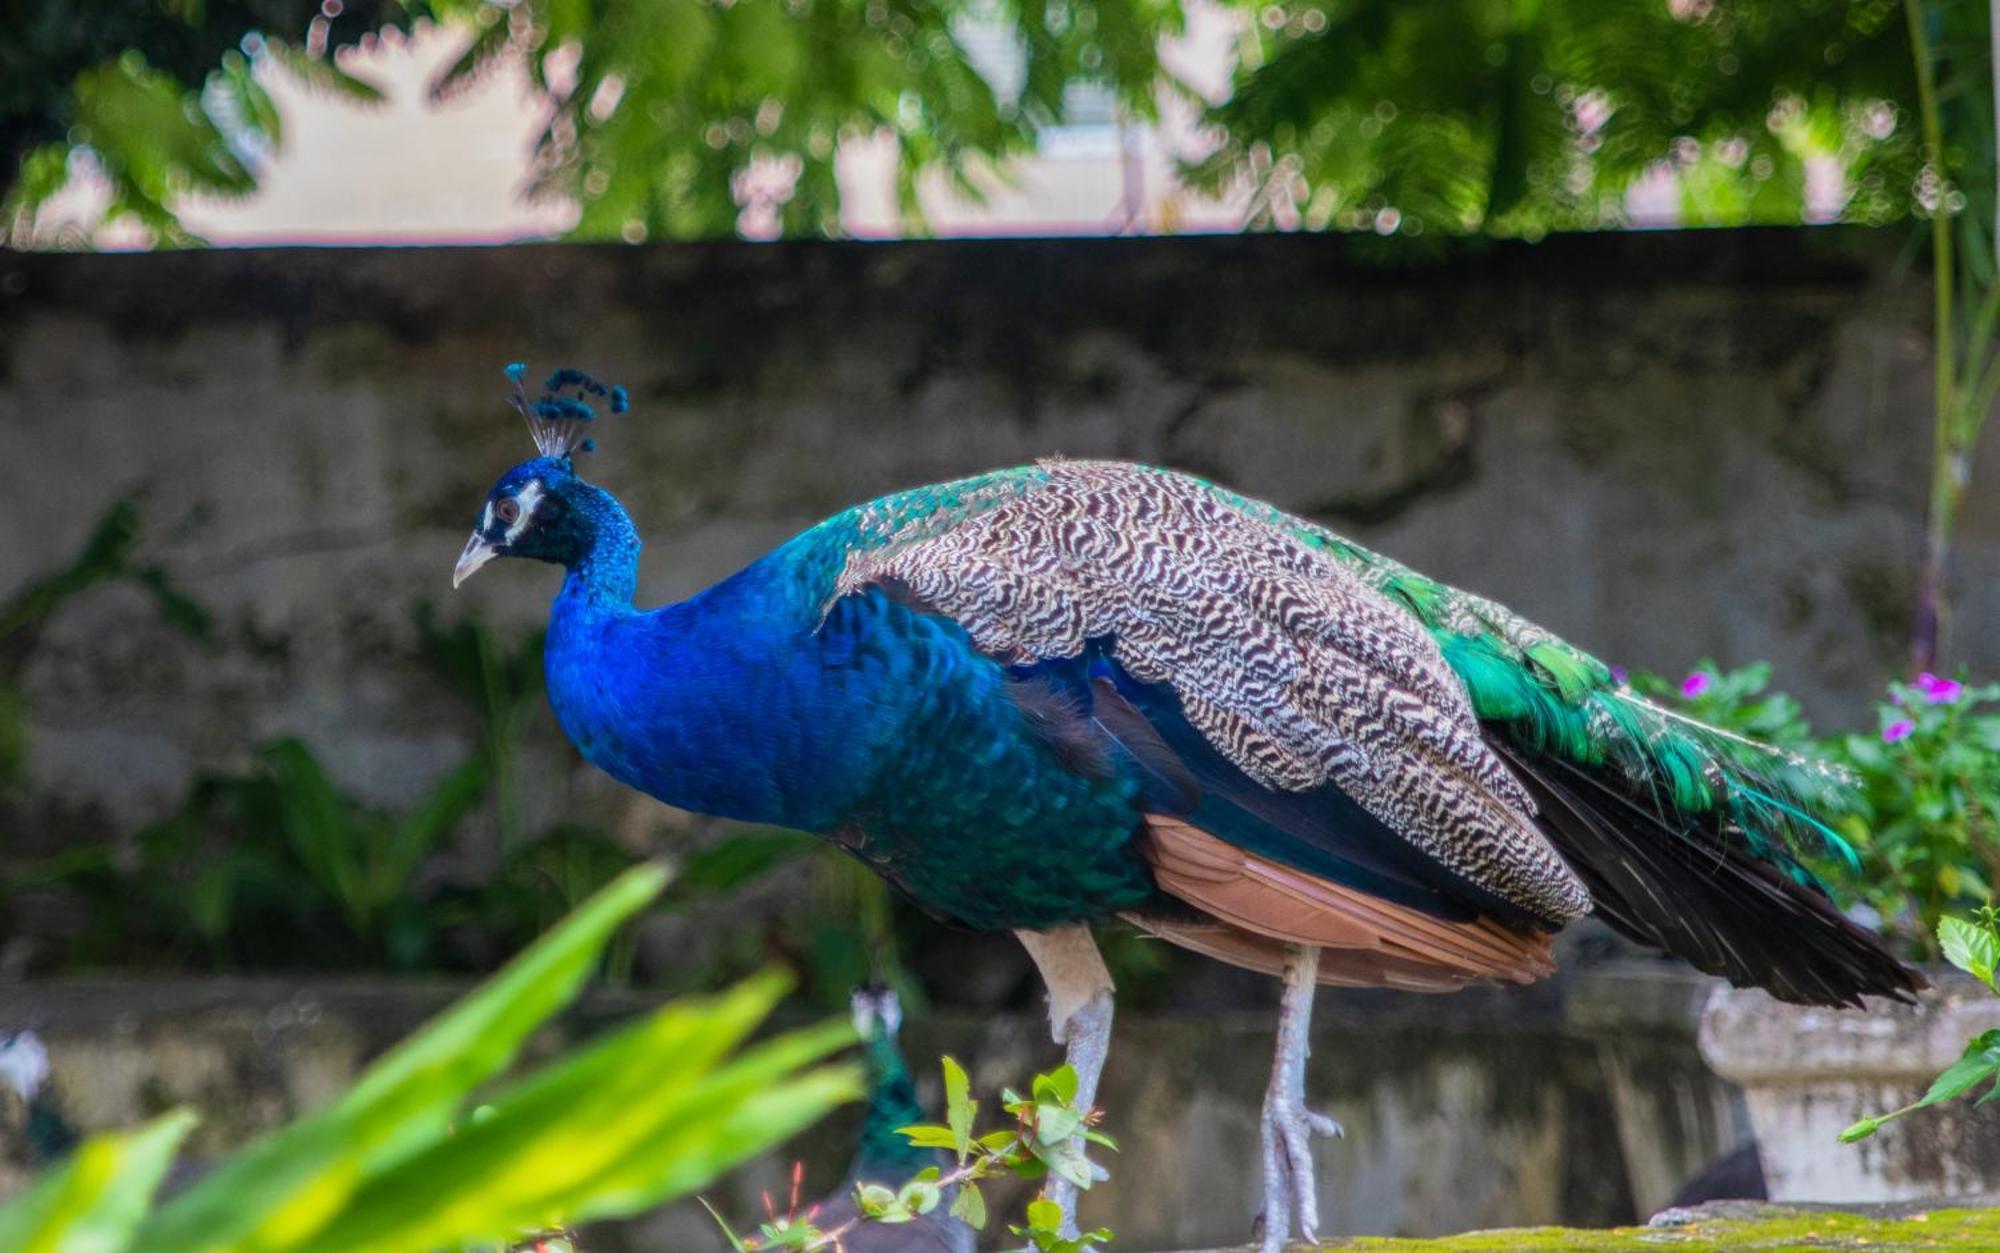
[1630,660,1817,750]
[423,0,1183,240]
[722,1058,1114,1252]
[1835,676,2000,949]
[1191,0,1932,235]
[1843,908,2000,1143]
[415,605,550,853]
[0,863,863,1252]
[8,0,1186,242]
[29,731,643,972]
[2,2,412,244]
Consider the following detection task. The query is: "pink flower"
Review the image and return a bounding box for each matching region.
[1681,671,1713,699]
[1916,672,1964,705]
[1883,718,1915,743]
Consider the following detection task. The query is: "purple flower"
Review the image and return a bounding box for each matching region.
[1609,665,1628,685]
[1681,671,1713,699]
[1883,718,1915,743]
[1916,671,1964,705]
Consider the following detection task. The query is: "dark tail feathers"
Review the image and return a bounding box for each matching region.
[1495,743,1924,1008]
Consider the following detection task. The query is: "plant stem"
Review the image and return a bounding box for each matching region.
[1907,0,1956,674]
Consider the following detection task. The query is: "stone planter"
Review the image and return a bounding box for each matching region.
[1699,973,2000,1202]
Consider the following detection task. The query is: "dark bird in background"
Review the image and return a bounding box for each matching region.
[455,366,1921,1251]
[802,987,974,1253]
[0,1030,78,1168]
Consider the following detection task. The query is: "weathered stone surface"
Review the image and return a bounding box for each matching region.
[1701,975,2000,1203]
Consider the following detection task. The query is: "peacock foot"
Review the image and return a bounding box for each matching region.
[1256,1087,1342,1252]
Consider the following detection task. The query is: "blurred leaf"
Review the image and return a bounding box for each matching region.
[0,1109,196,1253]
[299,972,859,1250]
[135,861,670,1251]
[675,829,818,896]
[942,1054,974,1161]
[1940,914,2000,990]
[949,1179,986,1228]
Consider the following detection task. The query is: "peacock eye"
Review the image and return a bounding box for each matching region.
[494,498,522,526]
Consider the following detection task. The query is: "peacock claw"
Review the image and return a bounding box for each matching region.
[1258,1092,1341,1251]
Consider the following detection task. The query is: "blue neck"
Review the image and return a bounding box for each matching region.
[562,487,642,610]
[543,507,868,830]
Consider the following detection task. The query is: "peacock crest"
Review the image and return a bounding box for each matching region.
[503,362,630,461]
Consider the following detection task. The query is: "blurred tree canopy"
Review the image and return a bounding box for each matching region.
[1,1,411,243]
[2,0,1184,243]
[425,0,1183,238]
[1188,0,1990,240]
[0,0,1989,242]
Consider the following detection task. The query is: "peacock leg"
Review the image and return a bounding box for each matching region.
[1014,924,1115,1237]
[1258,943,1342,1252]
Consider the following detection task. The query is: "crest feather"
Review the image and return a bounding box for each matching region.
[503,361,630,460]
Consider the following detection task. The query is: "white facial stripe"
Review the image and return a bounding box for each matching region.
[505,480,545,545]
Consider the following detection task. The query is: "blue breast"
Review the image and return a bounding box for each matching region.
[543,545,1159,930]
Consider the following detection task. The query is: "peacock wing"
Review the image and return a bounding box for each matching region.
[831,459,1590,927]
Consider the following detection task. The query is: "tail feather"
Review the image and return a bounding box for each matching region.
[1495,742,1923,1007]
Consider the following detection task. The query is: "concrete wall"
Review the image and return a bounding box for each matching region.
[2,230,1993,845]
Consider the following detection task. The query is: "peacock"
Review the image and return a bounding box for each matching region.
[454,366,1921,1251]
[803,987,975,1252]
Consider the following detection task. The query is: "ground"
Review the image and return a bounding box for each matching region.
[1188,1203,2000,1252]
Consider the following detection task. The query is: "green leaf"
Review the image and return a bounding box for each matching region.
[1034,1102,1082,1146]
[1917,1032,2000,1107]
[0,1109,196,1253]
[856,1183,898,1217]
[897,1125,961,1149]
[949,1180,987,1229]
[300,984,860,1251]
[1033,1137,1100,1190]
[897,1178,942,1217]
[1035,1064,1080,1106]
[1940,915,2000,991]
[942,1054,975,1161]
[1025,1198,1063,1234]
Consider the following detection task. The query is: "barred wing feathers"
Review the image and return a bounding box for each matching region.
[833,459,1590,926]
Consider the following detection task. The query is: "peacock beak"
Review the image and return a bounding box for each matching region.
[452,533,499,588]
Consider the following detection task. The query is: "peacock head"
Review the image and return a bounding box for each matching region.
[453,364,632,588]
[849,984,904,1043]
